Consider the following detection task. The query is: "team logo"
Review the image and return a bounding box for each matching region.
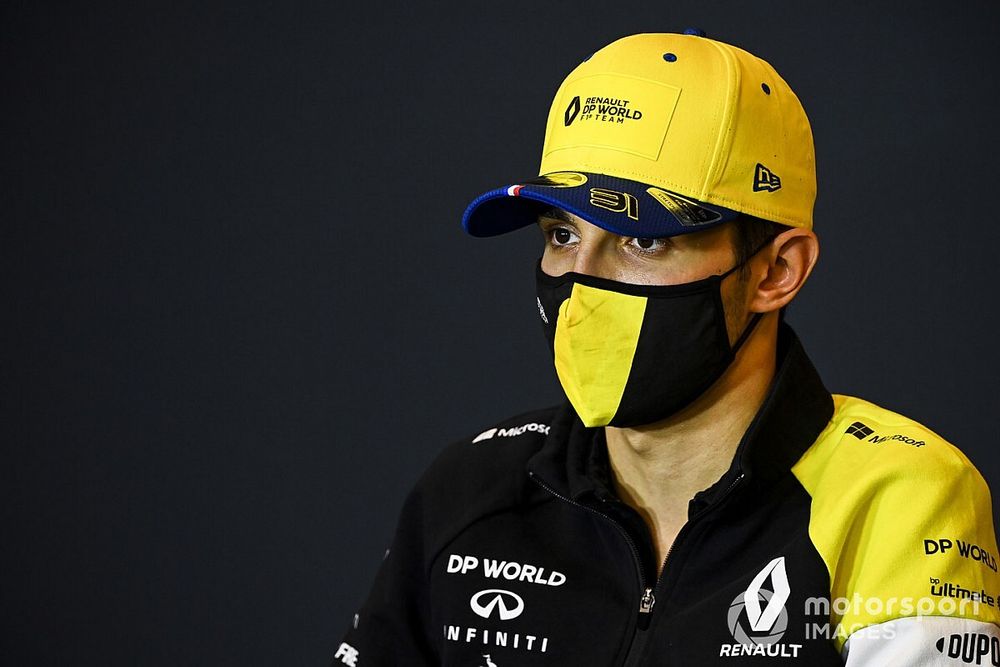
[564,96,581,126]
[470,589,525,621]
[753,163,782,192]
[728,557,791,645]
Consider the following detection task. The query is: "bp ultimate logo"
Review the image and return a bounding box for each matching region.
[720,556,803,658]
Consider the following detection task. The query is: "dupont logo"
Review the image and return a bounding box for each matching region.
[753,163,782,192]
[564,96,581,126]
[845,421,874,439]
[470,589,525,621]
[935,633,1000,664]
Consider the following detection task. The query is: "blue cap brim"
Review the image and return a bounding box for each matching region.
[461,172,740,238]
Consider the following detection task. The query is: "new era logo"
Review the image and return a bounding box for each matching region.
[753,163,782,192]
[846,422,874,439]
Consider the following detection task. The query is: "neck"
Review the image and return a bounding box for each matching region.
[603,315,779,536]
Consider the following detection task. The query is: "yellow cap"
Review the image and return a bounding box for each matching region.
[463,32,816,238]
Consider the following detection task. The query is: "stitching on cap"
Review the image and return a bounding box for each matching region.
[701,39,739,195]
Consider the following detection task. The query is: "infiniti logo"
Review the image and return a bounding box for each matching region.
[470,589,525,621]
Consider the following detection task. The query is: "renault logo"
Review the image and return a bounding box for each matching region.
[470,589,525,621]
[727,556,791,645]
[564,96,581,126]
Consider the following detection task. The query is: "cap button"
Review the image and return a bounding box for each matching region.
[682,27,707,37]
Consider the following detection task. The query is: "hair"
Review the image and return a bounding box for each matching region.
[731,213,789,283]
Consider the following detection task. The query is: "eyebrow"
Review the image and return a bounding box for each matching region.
[536,206,573,223]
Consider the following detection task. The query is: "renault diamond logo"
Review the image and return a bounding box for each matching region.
[564,96,581,126]
[727,556,791,645]
[470,589,525,621]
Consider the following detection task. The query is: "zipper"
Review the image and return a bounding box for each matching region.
[530,469,746,665]
[635,473,750,617]
[622,471,746,667]
[529,470,662,666]
[638,587,655,614]
[657,472,746,590]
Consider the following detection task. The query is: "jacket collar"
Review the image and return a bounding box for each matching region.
[526,322,834,504]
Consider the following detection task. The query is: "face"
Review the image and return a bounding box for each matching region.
[537,209,755,344]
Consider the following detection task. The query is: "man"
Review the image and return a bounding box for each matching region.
[335,31,1000,665]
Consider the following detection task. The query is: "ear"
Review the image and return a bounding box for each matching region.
[748,228,820,313]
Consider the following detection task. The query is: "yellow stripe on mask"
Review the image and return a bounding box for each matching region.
[553,283,647,427]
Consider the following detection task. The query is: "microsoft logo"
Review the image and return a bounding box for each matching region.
[845,422,874,439]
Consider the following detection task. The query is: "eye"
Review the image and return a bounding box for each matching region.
[627,237,669,253]
[547,226,580,247]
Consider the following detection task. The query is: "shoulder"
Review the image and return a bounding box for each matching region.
[416,404,561,492]
[793,393,994,536]
[399,405,562,558]
[793,393,989,497]
[792,395,1000,647]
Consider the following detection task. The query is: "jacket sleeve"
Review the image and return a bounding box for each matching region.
[837,449,1000,665]
[332,487,438,666]
[792,399,1000,665]
[841,616,1000,665]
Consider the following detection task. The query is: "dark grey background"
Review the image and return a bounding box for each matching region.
[4,0,999,664]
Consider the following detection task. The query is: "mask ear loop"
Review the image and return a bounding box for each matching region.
[721,232,781,353]
[731,312,764,354]
[717,233,780,281]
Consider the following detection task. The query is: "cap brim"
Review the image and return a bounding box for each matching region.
[461,171,740,238]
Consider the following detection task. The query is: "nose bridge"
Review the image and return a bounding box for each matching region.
[572,228,616,279]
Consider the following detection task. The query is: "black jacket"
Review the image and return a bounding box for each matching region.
[334,325,1000,665]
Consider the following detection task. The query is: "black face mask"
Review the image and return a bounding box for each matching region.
[534,250,766,428]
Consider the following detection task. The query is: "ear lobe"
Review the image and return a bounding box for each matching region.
[750,229,820,313]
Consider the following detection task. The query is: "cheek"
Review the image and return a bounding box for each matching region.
[540,245,570,276]
[720,276,752,342]
[615,256,703,286]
